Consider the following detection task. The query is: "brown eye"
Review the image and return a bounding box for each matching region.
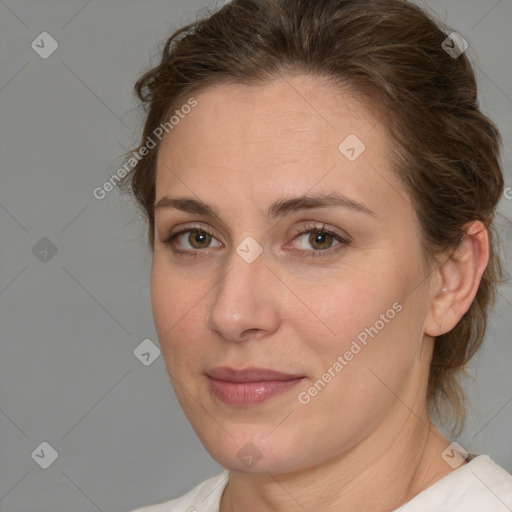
[288,224,350,258]
[294,229,340,251]
[308,230,335,250]
[163,226,222,253]
[187,229,213,249]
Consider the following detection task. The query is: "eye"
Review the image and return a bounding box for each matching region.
[287,223,350,257]
[161,222,350,259]
[162,225,222,254]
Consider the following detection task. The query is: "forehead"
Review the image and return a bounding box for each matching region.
[154,75,405,215]
[160,75,378,152]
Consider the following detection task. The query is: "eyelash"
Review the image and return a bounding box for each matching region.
[161,222,350,259]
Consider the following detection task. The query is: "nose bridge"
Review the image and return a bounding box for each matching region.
[208,245,278,340]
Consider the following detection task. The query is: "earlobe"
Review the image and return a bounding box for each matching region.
[425,221,489,337]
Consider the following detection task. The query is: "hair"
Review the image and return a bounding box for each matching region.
[119,0,505,433]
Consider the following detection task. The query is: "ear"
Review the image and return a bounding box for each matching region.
[424,221,489,337]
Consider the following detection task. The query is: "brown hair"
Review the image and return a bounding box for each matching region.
[119,0,505,433]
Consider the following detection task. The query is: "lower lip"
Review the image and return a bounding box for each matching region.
[208,377,304,406]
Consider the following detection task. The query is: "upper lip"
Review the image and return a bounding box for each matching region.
[206,366,304,383]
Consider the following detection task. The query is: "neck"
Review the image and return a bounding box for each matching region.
[219,411,456,512]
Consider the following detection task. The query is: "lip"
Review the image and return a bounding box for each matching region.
[206,366,306,406]
[207,366,304,382]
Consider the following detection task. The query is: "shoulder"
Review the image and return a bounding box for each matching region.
[397,455,512,511]
[130,470,229,512]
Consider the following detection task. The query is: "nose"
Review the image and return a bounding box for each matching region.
[207,248,280,342]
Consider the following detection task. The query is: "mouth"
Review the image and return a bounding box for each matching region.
[206,366,306,406]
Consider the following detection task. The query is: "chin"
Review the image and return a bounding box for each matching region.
[197,427,313,475]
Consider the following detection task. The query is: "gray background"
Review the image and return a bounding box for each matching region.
[0,0,511,510]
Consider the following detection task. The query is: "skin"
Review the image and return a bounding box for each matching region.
[151,74,489,512]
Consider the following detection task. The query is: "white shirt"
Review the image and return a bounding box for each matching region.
[131,455,512,512]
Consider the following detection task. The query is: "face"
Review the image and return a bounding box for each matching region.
[151,74,435,474]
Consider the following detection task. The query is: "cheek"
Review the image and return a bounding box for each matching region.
[291,263,423,403]
[150,260,208,367]
[306,273,425,399]
[289,268,399,351]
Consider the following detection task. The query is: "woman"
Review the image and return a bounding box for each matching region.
[123,0,512,510]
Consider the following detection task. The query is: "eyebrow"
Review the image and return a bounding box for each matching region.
[154,191,376,221]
